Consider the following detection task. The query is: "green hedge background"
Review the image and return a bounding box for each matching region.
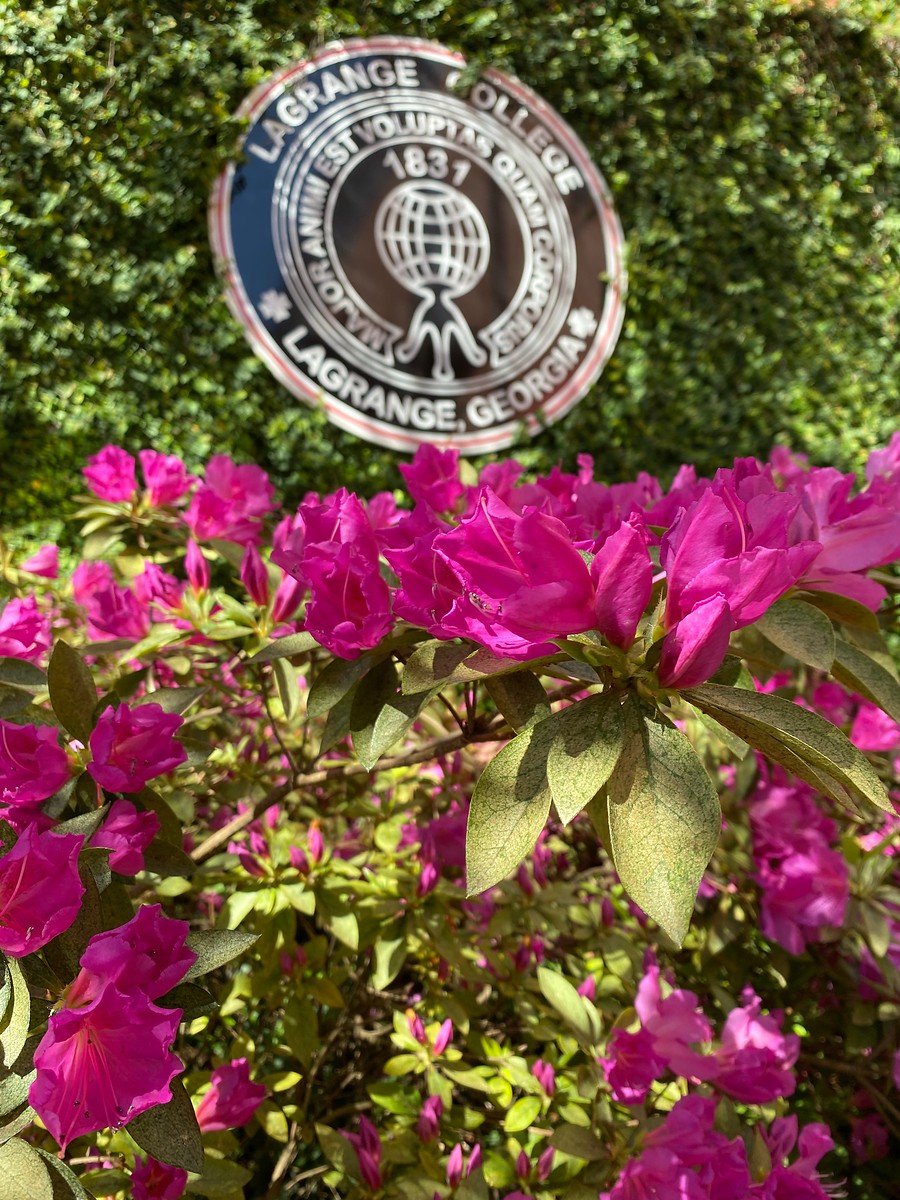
[1,0,898,547]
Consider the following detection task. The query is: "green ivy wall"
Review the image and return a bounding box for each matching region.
[1,0,898,545]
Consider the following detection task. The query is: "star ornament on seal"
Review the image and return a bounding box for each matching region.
[209,36,627,454]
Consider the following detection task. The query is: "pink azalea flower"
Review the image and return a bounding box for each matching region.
[131,1156,188,1200]
[633,963,717,1080]
[0,825,84,955]
[72,561,149,642]
[87,703,187,793]
[92,799,160,874]
[398,444,466,513]
[601,1025,666,1104]
[184,454,276,544]
[657,468,821,686]
[83,445,137,502]
[446,1143,464,1188]
[751,1117,841,1198]
[431,1018,453,1056]
[756,844,849,955]
[30,980,184,1149]
[850,700,900,752]
[133,563,184,614]
[531,1058,556,1095]
[0,594,51,662]
[272,489,392,659]
[138,450,194,507]
[194,1058,266,1132]
[20,544,60,579]
[713,990,799,1102]
[75,904,197,1001]
[0,719,71,807]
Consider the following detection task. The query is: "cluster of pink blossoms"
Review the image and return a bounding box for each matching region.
[269,436,900,682]
[600,959,843,1197]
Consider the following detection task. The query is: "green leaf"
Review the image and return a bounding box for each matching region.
[248,631,319,662]
[402,639,556,694]
[155,982,217,1021]
[754,599,835,672]
[841,625,899,679]
[800,590,880,631]
[0,659,46,690]
[47,640,96,742]
[51,805,110,841]
[78,1169,132,1197]
[831,637,900,724]
[606,698,721,945]
[0,1069,34,1120]
[284,997,318,1067]
[503,1094,542,1133]
[684,683,891,812]
[308,652,381,719]
[183,929,258,980]
[34,1147,92,1199]
[317,681,357,754]
[545,693,625,824]
[485,672,550,732]
[466,728,553,895]
[350,658,434,769]
[186,1152,253,1198]
[272,657,302,725]
[126,1077,204,1173]
[0,958,30,1070]
[536,966,603,1046]
[548,1124,607,1161]
[371,932,408,991]
[0,1138,54,1200]
[141,837,197,878]
[316,1122,362,1180]
[134,686,206,715]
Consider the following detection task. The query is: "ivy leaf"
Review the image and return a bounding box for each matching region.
[684,683,891,812]
[754,599,835,672]
[47,640,97,742]
[126,1076,204,1173]
[606,698,721,946]
[831,636,900,724]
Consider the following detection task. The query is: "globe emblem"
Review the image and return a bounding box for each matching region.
[375,180,490,381]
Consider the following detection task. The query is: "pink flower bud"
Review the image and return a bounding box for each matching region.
[446,1143,464,1188]
[240,544,270,606]
[406,1010,427,1045]
[416,1094,443,1142]
[418,860,439,896]
[536,1147,554,1182]
[308,821,324,864]
[577,975,597,1001]
[195,1058,266,1132]
[515,1149,530,1180]
[290,845,310,874]
[185,539,210,593]
[466,1145,482,1176]
[431,1018,453,1057]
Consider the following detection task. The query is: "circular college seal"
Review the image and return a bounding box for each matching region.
[209,37,626,454]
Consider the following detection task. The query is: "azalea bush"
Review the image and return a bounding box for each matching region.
[0,435,899,1199]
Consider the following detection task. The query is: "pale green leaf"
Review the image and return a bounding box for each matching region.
[503,1094,542,1133]
[484,672,550,732]
[546,693,625,824]
[0,958,30,1070]
[537,966,603,1045]
[832,637,900,724]
[0,1138,54,1200]
[607,698,721,945]
[754,599,835,672]
[273,657,302,725]
[248,631,320,663]
[184,930,258,980]
[685,683,891,812]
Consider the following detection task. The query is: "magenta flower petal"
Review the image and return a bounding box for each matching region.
[194,1058,266,1131]
[0,719,71,807]
[0,826,84,956]
[657,595,734,689]
[131,1156,188,1200]
[92,799,160,875]
[30,981,183,1150]
[78,904,196,1001]
[591,520,653,648]
[87,703,186,793]
[0,595,52,662]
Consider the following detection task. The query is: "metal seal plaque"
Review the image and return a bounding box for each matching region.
[210,37,626,454]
